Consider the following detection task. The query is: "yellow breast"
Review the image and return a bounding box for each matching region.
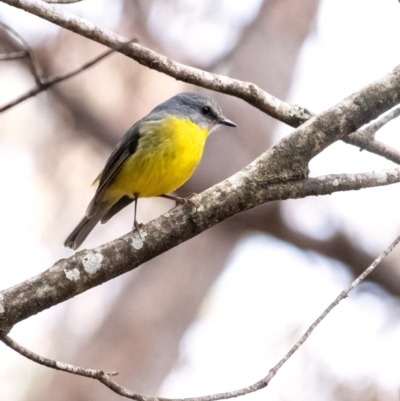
[105,116,209,201]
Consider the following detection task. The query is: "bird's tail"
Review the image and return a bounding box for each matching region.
[64,207,105,250]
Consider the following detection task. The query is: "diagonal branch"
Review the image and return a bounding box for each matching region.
[0,21,43,85]
[0,49,27,60]
[0,55,399,333]
[1,167,400,334]
[0,47,114,112]
[2,0,400,168]
[343,135,400,164]
[0,35,137,113]
[44,0,84,3]
[359,105,400,138]
[0,335,142,401]
[343,105,400,164]
[0,0,313,127]
[2,232,398,401]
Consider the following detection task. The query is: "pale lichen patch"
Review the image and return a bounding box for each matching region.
[64,268,80,281]
[35,284,54,298]
[56,361,69,370]
[131,232,144,250]
[332,179,340,186]
[196,205,205,213]
[82,252,104,275]
[377,171,388,183]
[228,175,243,190]
[0,294,4,314]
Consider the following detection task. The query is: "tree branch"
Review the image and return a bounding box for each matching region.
[0,33,137,113]
[44,0,84,3]
[0,0,312,127]
[0,49,27,60]
[2,231,398,401]
[1,5,400,398]
[0,47,112,112]
[0,21,43,84]
[360,104,400,138]
[0,335,141,401]
[0,14,399,332]
[1,167,400,334]
[343,105,400,163]
[343,135,400,164]
[2,0,400,168]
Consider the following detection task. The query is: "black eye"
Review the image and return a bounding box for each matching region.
[201,106,211,116]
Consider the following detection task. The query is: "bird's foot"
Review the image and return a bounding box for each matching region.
[133,220,144,230]
[132,220,144,240]
[161,193,198,207]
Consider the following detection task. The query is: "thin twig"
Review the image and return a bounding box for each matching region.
[44,0,84,3]
[0,41,135,113]
[343,106,400,164]
[0,335,145,401]
[0,21,43,85]
[343,135,400,164]
[0,50,28,60]
[360,105,400,138]
[2,233,399,401]
[256,233,400,387]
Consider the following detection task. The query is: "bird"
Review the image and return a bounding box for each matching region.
[64,92,236,250]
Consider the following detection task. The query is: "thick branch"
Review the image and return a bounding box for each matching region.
[0,38,398,332]
[253,65,400,180]
[1,168,400,333]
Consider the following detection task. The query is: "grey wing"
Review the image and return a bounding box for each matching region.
[86,121,141,217]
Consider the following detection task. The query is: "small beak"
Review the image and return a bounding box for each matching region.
[219,117,237,127]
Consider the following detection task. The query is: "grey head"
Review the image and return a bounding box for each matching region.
[146,92,236,131]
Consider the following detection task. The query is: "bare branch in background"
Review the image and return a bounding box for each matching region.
[0,48,113,112]
[0,49,27,60]
[2,232,398,401]
[0,336,139,401]
[0,38,137,113]
[185,232,400,401]
[1,0,400,170]
[0,21,43,85]
[44,0,84,3]
[0,0,314,126]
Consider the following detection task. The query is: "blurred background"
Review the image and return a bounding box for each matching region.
[1,0,400,400]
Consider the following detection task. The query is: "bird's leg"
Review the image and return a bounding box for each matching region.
[160,193,198,207]
[132,194,144,233]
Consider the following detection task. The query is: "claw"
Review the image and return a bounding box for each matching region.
[161,193,198,207]
[132,220,144,240]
